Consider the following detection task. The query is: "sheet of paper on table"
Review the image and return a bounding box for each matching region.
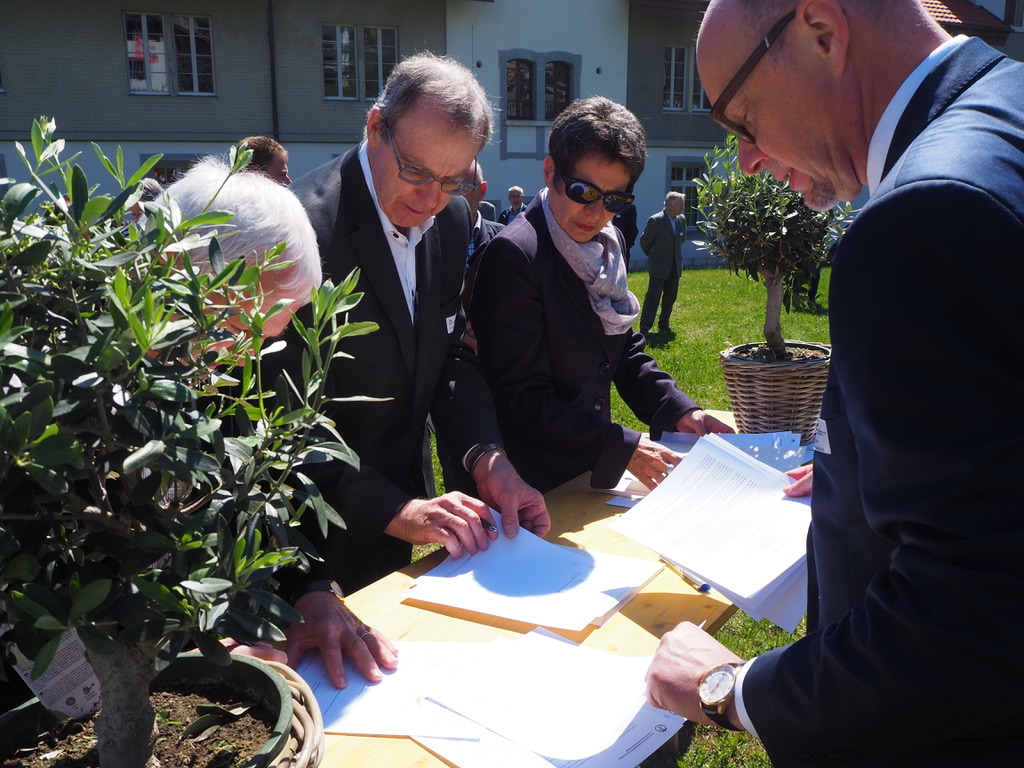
[294,641,483,738]
[419,630,685,766]
[596,431,808,500]
[407,512,661,631]
[611,433,811,631]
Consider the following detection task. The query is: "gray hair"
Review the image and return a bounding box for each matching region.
[664,191,685,205]
[372,51,493,145]
[166,156,321,309]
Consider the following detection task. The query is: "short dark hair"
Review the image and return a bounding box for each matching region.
[235,136,288,171]
[547,97,646,189]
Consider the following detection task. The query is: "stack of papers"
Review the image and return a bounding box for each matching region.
[611,434,810,631]
[407,514,661,630]
[598,431,807,500]
[295,630,685,768]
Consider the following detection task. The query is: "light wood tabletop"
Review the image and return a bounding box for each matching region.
[321,466,737,767]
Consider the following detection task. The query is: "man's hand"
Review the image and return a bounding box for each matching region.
[627,436,682,490]
[472,450,550,539]
[220,638,288,665]
[784,464,813,497]
[385,492,499,558]
[646,621,745,728]
[675,409,735,436]
[286,591,398,689]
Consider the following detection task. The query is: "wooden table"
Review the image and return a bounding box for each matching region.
[321,469,737,767]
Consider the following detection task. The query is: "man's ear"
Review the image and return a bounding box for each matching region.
[542,156,556,188]
[365,107,385,148]
[798,0,850,74]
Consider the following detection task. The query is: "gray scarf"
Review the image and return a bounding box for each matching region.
[540,188,639,335]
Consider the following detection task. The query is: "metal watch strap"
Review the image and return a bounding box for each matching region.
[466,441,504,473]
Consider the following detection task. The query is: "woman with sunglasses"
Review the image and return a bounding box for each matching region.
[470,96,731,495]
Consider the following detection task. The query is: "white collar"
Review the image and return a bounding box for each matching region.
[866,36,967,193]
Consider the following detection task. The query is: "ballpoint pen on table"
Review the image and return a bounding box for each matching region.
[662,560,711,593]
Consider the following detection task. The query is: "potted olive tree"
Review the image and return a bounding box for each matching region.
[0,118,367,768]
[696,134,850,443]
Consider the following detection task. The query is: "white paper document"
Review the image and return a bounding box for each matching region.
[421,630,685,765]
[294,641,482,738]
[596,431,807,500]
[3,626,102,718]
[407,513,661,630]
[611,433,810,630]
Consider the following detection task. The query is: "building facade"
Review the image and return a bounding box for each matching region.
[1,0,1020,262]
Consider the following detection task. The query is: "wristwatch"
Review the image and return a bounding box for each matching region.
[698,662,744,730]
[291,579,344,603]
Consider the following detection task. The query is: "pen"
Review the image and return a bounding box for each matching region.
[484,521,499,533]
[663,560,711,593]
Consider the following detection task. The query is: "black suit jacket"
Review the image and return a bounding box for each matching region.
[639,209,686,279]
[497,205,526,225]
[268,148,502,593]
[743,38,1024,767]
[470,199,699,493]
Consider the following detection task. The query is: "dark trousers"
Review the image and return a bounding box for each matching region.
[640,260,679,330]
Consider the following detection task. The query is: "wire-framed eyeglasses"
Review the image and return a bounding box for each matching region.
[385,124,477,197]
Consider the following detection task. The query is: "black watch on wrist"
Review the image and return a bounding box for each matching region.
[698,662,744,731]
[291,579,344,603]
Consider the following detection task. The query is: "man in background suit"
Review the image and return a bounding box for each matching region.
[613,202,638,269]
[646,1,1024,765]
[266,52,548,690]
[497,185,527,224]
[464,161,505,270]
[637,191,686,334]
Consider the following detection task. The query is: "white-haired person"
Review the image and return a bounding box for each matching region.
[164,157,396,680]
[165,156,321,341]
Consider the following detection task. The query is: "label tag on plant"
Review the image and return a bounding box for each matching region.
[2,625,102,717]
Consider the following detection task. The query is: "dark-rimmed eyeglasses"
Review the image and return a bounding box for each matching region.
[385,124,477,197]
[709,10,796,145]
[561,174,635,213]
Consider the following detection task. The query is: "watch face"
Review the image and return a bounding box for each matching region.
[699,666,736,706]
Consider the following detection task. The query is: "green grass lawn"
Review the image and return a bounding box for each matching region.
[628,266,829,768]
[423,265,833,766]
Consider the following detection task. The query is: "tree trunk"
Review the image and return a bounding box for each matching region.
[86,640,160,768]
[761,267,786,359]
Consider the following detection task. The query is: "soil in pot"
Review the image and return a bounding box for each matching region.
[1,679,275,768]
[729,344,829,363]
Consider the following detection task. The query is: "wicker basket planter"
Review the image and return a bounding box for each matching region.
[719,341,831,445]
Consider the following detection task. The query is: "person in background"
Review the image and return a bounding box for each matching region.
[259,52,549,689]
[638,191,686,335]
[645,1,1024,765]
[471,96,731,495]
[235,135,292,186]
[128,176,164,226]
[497,185,527,224]
[612,202,638,269]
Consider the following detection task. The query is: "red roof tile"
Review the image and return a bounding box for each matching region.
[922,0,1012,32]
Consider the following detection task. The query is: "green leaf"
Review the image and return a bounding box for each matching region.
[2,553,41,582]
[30,432,84,468]
[69,579,113,623]
[145,379,194,403]
[6,240,51,268]
[1,183,41,233]
[76,626,118,656]
[123,439,166,474]
[182,578,234,595]
[29,635,62,679]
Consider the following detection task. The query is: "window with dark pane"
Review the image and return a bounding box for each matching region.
[544,61,571,121]
[506,58,534,120]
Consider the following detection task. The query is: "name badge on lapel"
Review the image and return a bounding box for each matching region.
[446,314,457,334]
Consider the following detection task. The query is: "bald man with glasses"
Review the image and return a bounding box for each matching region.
[646,1,1024,765]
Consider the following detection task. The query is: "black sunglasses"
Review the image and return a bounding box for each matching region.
[561,174,635,213]
[709,10,796,145]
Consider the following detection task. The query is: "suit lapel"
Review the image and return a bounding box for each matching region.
[339,153,416,378]
[884,38,1003,177]
[411,226,440,415]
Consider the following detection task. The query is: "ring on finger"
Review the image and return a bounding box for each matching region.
[359,630,372,640]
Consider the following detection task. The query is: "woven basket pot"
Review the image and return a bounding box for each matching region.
[719,341,831,445]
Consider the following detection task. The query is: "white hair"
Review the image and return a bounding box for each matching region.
[166,156,321,308]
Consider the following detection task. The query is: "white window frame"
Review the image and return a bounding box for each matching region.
[670,160,704,230]
[664,46,687,111]
[172,15,215,96]
[125,12,170,94]
[322,23,397,101]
